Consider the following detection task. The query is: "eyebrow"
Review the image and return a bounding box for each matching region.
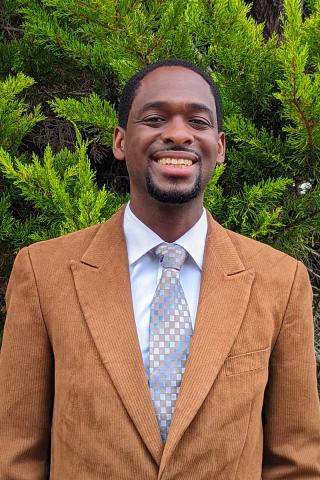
[139,101,214,119]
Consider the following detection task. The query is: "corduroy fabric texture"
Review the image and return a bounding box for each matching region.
[0,207,319,479]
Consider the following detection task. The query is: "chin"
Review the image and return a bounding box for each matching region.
[146,176,202,204]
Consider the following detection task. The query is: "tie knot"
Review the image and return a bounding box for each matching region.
[154,243,188,271]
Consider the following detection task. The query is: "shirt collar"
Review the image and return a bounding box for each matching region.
[123,203,207,270]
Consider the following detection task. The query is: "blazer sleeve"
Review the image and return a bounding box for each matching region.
[0,247,53,479]
[262,260,320,479]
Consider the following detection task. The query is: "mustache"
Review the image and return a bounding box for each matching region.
[151,146,200,160]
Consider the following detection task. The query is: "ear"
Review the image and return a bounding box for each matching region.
[216,132,225,165]
[112,126,126,161]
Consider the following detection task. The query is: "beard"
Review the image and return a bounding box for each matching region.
[146,173,202,204]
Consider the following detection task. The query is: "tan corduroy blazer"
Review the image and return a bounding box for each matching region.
[1,207,320,479]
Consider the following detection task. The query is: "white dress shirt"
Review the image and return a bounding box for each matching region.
[123,203,208,375]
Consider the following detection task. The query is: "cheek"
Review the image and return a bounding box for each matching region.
[200,141,220,176]
[125,127,157,153]
[203,137,219,157]
[198,142,219,174]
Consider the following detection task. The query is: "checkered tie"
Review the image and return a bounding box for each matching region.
[149,243,193,443]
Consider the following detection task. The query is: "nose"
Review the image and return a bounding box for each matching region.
[160,116,194,145]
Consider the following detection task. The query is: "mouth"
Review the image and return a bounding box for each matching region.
[152,151,199,169]
[157,157,193,168]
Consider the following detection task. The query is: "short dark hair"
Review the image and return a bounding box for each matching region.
[118,59,223,132]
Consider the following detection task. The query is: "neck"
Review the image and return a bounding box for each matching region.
[129,197,204,243]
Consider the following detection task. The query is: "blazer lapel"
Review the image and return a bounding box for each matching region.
[70,208,163,465]
[159,214,255,477]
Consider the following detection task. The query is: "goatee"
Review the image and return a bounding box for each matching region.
[146,175,202,204]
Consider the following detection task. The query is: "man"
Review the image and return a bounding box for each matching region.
[0,59,319,479]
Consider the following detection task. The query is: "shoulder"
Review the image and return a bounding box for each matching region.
[211,224,313,324]
[207,214,304,288]
[25,207,125,267]
[27,223,103,265]
[11,209,124,284]
[225,228,298,273]
[224,229,311,298]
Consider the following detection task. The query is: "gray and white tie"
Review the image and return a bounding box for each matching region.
[149,243,193,442]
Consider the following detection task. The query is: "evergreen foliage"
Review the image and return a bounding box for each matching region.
[0,0,319,372]
[0,73,45,250]
[50,94,117,146]
[0,73,44,154]
[0,131,126,241]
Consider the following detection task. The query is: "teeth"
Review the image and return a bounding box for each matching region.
[157,158,193,167]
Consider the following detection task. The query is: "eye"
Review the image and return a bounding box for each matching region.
[189,117,211,129]
[142,115,166,126]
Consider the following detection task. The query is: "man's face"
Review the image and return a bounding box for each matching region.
[113,66,225,208]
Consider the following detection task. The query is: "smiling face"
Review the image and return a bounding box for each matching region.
[113,66,225,219]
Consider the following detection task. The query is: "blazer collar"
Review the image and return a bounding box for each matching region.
[80,206,246,276]
[71,207,255,472]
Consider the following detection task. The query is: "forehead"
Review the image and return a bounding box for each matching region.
[131,66,216,114]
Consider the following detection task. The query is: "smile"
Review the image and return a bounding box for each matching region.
[157,158,193,167]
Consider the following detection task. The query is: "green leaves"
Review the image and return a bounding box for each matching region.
[19,0,195,84]
[0,131,126,241]
[224,114,290,178]
[225,178,292,239]
[204,0,279,119]
[0,73,45,154]
[275,0,320,175]
[204,164,226,220]
[0,194,14,239]
[49,94,117,146]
